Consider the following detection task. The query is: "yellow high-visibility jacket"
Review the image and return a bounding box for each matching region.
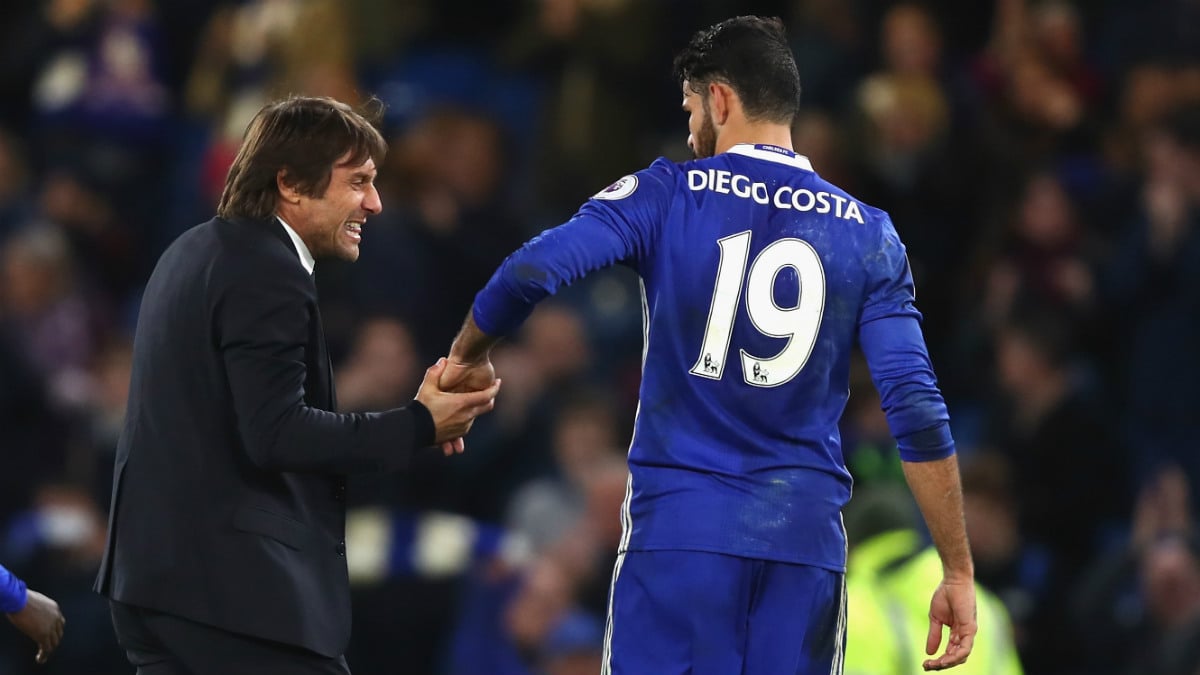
[844,530,1024,675]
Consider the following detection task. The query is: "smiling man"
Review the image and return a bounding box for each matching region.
[95,96,500,675]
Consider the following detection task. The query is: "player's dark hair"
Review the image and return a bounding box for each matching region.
[673,16,801,125]
[218,96,387,221]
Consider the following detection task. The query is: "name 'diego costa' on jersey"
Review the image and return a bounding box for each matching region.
[687,169,866,224]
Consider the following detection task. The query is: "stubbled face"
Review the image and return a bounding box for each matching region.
[682,81,717,159]
[294,155,382,262]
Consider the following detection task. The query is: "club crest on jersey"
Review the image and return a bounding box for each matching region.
[594,175,638,200]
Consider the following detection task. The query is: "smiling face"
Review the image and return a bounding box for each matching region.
[286,154,382,262]
[682,81,718,159]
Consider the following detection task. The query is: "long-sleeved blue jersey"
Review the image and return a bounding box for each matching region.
[0,563,27,613]
[474,144,954,571]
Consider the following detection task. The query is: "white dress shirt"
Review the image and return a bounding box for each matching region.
[276,215,316,275]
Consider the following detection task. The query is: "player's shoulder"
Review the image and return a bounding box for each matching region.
[675,153,732,175]
[806,173,892,225]
[641,156,689,187]
[589,157,680,203]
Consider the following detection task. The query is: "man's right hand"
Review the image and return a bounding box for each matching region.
[7,589,65,664]
[416,358,501,445]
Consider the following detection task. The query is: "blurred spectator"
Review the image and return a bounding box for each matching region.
[343,506,530,675]
[1099,64,1200,204]
[32,0,169,141]
[1133,534,1200,675]
[448,551,571,675]
[786,0,867,112]
[1100,102,1200,490]
[850,69,973,355]
[1030,1,1102,107]
[988,307,1129,557]
[855,73,950,195]
[0,225,109,411]
[1007,171,1092,308]
[336,316,421,413]
[984,306,1130,671]
[502,0,663,212]
[37,166,140,296]
[968,0,1107,199]
[968,169,1102,350]
[69,336,133,507]
[880,4,941,79]
[186,0,362,218]
[186,0,357,120]
[505,552,576,664]
[537,609,604,675]
[0,330,67,528]
[792,110,854,190]
[27,0,173,246]
[447,456,625,675]
[344,107,526,360]
[846,3,993,359]
[506,390,624,554]
[1073,466,1200,675]
[0,130,32,238]
[960,452,1053,663]
[875,2,984,131]
[345,0,433,68]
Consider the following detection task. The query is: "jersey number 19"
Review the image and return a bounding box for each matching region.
[689,230,825,388]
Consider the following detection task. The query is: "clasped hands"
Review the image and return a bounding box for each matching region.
[414,355,500,456]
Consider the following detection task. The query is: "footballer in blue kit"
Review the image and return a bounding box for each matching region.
[442,15,978,675]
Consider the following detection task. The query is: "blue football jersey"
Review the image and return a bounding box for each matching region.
[473,144,954,571]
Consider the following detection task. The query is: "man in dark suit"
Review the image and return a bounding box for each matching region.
[95,96,501,674]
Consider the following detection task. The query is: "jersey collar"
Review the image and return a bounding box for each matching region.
[727,144,814,171]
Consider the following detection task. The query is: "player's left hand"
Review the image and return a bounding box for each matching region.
[7,589,65,664]
[435,356,497,456]
[922,577,977,671]
[439,356,497,394]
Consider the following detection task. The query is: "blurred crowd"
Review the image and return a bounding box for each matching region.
[0,0,1198,673]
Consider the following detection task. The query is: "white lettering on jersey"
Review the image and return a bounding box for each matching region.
[686,169,865,224]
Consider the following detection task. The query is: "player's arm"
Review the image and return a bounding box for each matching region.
[858,218,976,671]
[901,455,976,672]
[0,564,26,618]
[859,314,977,672]
[858,314,971,577]
[2,564,65,664]
[443,312,501,394]
[443,210,636,388]
[899,455,973,582]
[445,162,671,383]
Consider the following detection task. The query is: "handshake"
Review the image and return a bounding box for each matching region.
[413,352,501,456]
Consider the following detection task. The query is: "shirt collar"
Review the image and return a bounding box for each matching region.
[727,143,814,171]
[276,215,316,275]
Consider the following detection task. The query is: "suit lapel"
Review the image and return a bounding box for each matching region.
[309,289,337,411]
[236,216,336,410]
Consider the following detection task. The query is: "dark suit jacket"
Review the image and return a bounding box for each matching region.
[95,216,435,657]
